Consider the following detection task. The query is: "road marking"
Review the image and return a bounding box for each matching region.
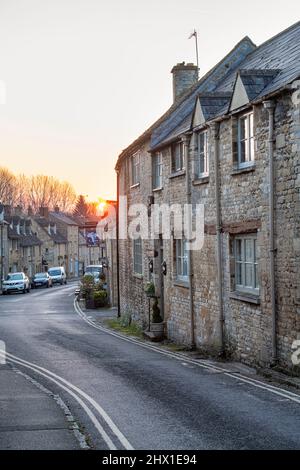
[0,348,134,450]
[74,300,300,406]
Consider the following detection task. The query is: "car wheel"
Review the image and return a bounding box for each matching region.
[23,288,26,294]
[27,287,30,293]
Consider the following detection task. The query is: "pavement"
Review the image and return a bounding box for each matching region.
[0,364,83,450]
[0,283,300,450]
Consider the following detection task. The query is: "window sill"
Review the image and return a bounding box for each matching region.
[229,291,260,305]
[169,170,186,179]
[152,187,163,193]
[130,183,140,190]
[132,273,143,280]
[193,176,210,186]
[173,280,189,289]
[231,164,256,176]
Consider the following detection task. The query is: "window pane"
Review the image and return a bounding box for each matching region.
[236,239,242,261]
[245,263,253,288]
[250,137,254,162]
[255,264,259,289]
[240,140,246,163]
[240,116,247,141]
[245,239,253,262]
[249,113,254,138]
[236,262,242,285]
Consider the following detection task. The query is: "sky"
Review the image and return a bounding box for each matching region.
[0,0,299,201]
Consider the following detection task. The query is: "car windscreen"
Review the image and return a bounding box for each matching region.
[6,274,23,281]
[35,273,47,278]
[86,267,102,274]
[48,270,61,276]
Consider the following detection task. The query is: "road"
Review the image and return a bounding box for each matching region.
[0,283,300,450]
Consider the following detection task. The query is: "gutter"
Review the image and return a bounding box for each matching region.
[264,99,277,364]
[183,135,195,348]
[211,122,225,355]
[116,169,121,318]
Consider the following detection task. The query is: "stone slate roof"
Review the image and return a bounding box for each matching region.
[150,38,256,150]
[49,211,79,226]
[6,216,42,247]
[116,36,256,166]
[199,92,232,121]
[35,217,67,244]
[150,20,300,149]
[238,69,280,101]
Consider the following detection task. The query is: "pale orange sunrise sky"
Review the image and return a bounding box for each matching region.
[0,0,299,200]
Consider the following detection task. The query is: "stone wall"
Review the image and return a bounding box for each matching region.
[117,87,300,371]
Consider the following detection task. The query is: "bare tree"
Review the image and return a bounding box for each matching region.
[0,167,16,205]
[0,168,77,214]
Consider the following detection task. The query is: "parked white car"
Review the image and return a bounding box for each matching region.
[48,267,67,285]
[84,265,103,281]
[2,272,31,294]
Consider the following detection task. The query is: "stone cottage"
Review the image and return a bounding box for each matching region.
[115,21,300,371]
[49,209,79,278]
[32,208,68,271]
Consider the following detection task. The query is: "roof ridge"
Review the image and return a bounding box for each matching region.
[254,20,300,51]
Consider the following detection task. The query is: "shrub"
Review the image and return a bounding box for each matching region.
[145,281,155,297]
[152,298,163,323]
[93,290,108,308]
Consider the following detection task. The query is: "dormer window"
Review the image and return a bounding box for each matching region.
[195,130,209,178]
[238,112,254,167]
[171,142,184,173]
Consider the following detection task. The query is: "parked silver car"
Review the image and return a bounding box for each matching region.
[2,272,31,294]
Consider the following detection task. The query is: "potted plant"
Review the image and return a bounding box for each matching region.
[150,297,164,338]
[81,274,95,308]
[145,281,156,298]
[93,289,108,308]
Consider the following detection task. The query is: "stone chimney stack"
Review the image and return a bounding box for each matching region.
[39,207,49,218]
[171,62,198,102]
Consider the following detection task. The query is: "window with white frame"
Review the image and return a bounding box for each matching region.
[152,152,163,189]
[238,112,254,167]
[175,239,189,282]
[171,142,184,172]
[195,130,209,178]
[131,152,140,186]
[133,237,143,275]
[234,234,259,295]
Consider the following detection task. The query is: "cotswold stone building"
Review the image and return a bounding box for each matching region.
[32,208,68,271]
[115,22,300,371]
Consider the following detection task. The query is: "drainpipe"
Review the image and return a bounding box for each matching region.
[263,100,277,364]
[211,122,224,356]
[116,169,121,318]
[183,135,195,349]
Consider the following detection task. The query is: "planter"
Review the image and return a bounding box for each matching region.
[150,321,165,338]
[85,298,95,309]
